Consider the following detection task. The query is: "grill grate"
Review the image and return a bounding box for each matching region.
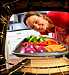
[21,57,69,75]
[8,57,69,75]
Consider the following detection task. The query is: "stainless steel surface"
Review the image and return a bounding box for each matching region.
[12,51,69,57]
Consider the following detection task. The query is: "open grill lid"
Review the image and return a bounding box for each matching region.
[0,0,69,16]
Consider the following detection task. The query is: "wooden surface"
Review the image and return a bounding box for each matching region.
[20,57,69,74]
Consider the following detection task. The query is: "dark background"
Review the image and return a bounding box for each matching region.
[0,0,69,15]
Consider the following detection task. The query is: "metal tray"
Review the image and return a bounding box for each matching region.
[12,35,69,57]
[12,51,69,57]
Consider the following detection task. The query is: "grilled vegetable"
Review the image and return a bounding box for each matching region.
[45,45,66,52]
[45,39,59,45]
[23,35,49,42]
[15,35,67,54]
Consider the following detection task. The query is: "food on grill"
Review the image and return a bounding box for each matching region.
[45,39,59,45]
[23,35,49,42]
[15,35,67,54]
[45,45,66,52]
[20,42,36,53]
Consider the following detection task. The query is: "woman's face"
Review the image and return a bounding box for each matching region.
[26,15,49,33]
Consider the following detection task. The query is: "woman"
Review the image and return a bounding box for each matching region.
[24,11,55,34]
[24,11,69,45]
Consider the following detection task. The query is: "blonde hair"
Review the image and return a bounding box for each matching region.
[24,11,55,32]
